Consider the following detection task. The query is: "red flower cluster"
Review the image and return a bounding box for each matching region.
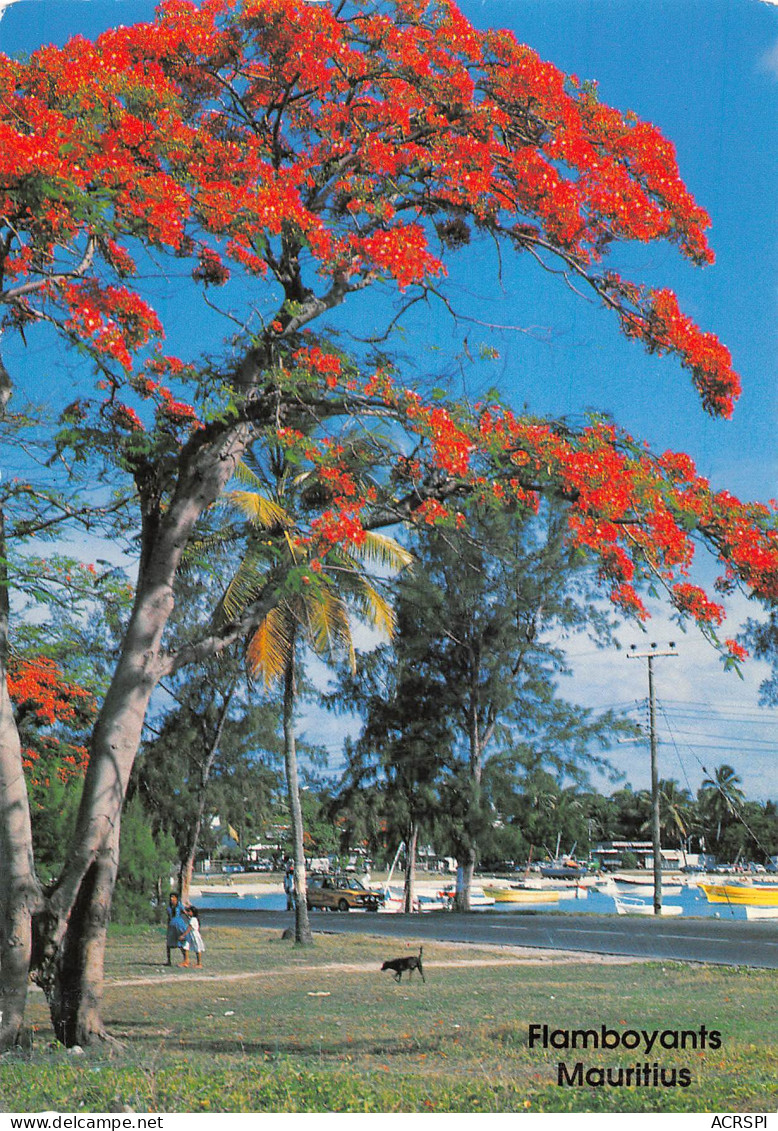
[8,657,92,727]
[0,0,744,422]
[8,657,94,786]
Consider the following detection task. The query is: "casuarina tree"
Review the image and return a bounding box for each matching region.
[0,0,776,1047]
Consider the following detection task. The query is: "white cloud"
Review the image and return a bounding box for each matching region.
[0,0,23,19]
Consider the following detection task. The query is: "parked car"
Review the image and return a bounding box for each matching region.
[306,874,383,912]
[245,858,274,872]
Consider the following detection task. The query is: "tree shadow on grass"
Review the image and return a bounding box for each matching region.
[102,1029,445,1062]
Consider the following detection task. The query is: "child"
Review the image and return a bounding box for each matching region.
[183,905,205,968]
[166,893,190,967]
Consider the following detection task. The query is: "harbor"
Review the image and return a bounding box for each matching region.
[191,873,778,921]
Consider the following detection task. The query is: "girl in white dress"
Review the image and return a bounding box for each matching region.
[183,906,205,968]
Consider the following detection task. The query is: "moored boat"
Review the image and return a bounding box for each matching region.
[554,885,588,900]
[612,893,683,917]
[539,859,588,879]
[744,905,778,920]
[613,880,682,897]
[374,885,450,913]
[438,885,496,908]
[483,885,560,904]
[699,883,778,907]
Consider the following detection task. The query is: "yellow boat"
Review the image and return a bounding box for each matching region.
[699,882,778,907]
[483,886,560,905]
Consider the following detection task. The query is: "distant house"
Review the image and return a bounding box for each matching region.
[592,840,684,870]
[593,840,709,871]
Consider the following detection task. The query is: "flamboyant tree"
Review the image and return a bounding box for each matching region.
[0,0,777,1048]
[8,656,95,876]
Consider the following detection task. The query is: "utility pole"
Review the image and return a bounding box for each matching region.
[627,642,678,915]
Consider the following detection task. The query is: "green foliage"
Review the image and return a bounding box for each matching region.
[29,775,83,885]
[113,797,176,924]
[329,501,634,867]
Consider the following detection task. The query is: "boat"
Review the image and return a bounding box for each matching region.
[375,886,417,913]
[613,879,682,897]
[538,841,588,879]
[438,885,496,909]
[374,885,450,913]
[483,885,560,905]
[699,883,778,907]
[555,885,589,901]
[417,892,450,913]
[539,861,588,880]
[612,874,682,896]
[744,906,778,920]
[612,893,682,917]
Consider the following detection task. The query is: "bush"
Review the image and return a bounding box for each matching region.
[114,796,176,923]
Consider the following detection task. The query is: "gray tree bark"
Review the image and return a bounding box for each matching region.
[0,507,44,1048]
[403,821,418,914]
[283,636,312,945]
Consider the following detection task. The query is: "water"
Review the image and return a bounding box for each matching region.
[194,884,767,920]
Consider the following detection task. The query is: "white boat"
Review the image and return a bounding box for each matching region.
[615,882,682,897]
[555,885,589,901]
[374,885,449,913]
[612,874,682,896]
[612,893,682,917]
[374,883,412,913]
[744,906,778,920]
[417,893,450,913]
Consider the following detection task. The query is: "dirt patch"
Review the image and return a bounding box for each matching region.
[96,946,646,990]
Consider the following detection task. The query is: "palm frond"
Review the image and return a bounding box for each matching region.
[232,460,266,491]
[181,528,237,570]
[221,549,271,621]
[247,605,295,685]
[357,531,413,573]
[225,489,293,531]
[306,589,356,671]
[352,578,396,639]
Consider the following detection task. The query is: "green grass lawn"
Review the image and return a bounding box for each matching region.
[1,925,776,1113]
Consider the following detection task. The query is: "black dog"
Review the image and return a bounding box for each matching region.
[381,946,425,983]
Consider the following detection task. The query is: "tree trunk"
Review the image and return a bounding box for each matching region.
[47,824,120,1046]
[177,683,236,906]
[29,421,253,1042]
[455,699,483,913]
[178,854,194,907]
[283,639,312,945]
[0,507,44,1050]
[403,821,418,914]
[2,321,356,1042]
[0,661,42,1050]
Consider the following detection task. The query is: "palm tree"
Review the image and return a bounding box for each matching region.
[700,764,745,849]
[221,461,411,943]
[639,779,692,858]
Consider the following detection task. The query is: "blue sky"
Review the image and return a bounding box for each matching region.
[1,0,776,804]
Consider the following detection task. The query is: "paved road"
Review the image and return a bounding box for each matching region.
[204,908,778,968]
